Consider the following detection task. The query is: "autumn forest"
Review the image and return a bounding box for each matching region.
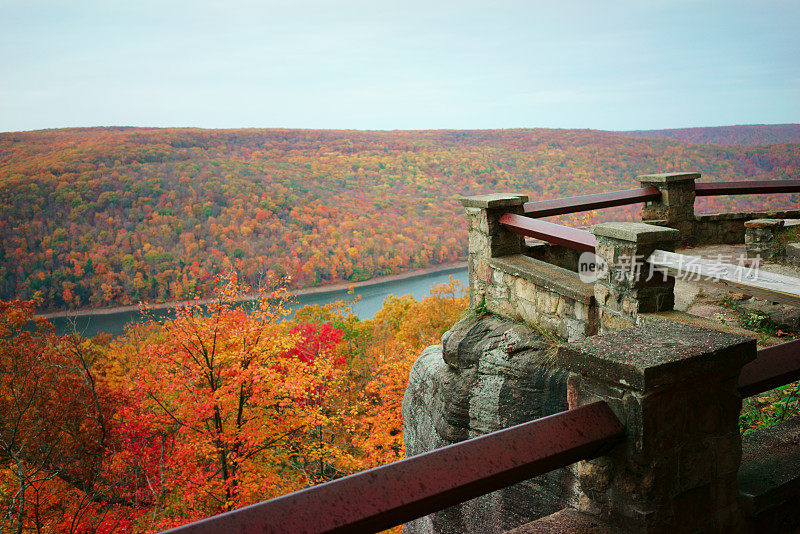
[1,125,800,532]
[2,126,799,312]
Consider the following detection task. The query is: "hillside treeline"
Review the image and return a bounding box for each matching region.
[618,124,800,145]
[1,127,798,311]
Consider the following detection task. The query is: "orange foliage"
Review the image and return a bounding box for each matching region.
[0,277,469,531]
[0,300,140,532]
[102,275,360,529]
[354,279,469,468]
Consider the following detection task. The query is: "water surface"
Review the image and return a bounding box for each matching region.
[46,267,469,337]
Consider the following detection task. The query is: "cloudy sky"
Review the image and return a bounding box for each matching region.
[1,0,798,132]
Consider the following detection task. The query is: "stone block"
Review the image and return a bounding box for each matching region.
[598,309,635,332]
[591,222,680,244]
[564,318,587,342]
[678,439,716,490]
[594,282,611,306]
[578,458,613,493]
[485,281,508,303]
[468,230,489,255]
[538,291,562,316]
[637,172,701,183]
[515,298,540,327]
[476,259,492,283]
[492,268,504,286]
[487,298,519,322]
[558,322,755,392]
[574,301,590,322]
[466,207,489,234]
[514,277,537,303]
[744,218,784,229]
[459,193,529,209]
[712,433,742,477]
[489,231,527,257]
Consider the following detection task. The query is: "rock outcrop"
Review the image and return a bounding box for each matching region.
[402,314,572,533]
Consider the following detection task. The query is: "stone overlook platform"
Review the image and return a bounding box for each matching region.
[403,173,800,533]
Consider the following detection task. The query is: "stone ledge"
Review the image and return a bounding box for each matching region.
[744,218,784,229]
[557,322,755,391]
[637,172,701,183]
[638,310,756,338]
[696,210,800,222]
[504,508,621,534]
[591,221,680,244]
[459,193,529,209]
[489,254,594,304]
[739,415,800,519]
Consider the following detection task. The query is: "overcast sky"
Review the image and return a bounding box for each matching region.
[1,0,798,132]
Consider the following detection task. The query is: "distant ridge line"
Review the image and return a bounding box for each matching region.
[614,124,800,146]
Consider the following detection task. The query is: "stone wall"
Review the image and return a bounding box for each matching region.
[460,179,799,339]
[461,193,687,338]
[481,255,597,342]
[403,316,800,533]
[696,210,800,245]
[744,218,800,259]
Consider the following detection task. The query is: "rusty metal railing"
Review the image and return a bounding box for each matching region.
[504,179,800,253]
[164,401,624,534]
[739,339,800,398]
[523,187,661,218]
[499,213,598,253]
[695,180,800,197]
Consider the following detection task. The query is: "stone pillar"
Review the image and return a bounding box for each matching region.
[590,222,679,331]
[558,321,756,533]
[637,172,699,244]
[459,194,528,308]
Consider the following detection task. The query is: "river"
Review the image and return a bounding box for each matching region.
[44,266,469,338]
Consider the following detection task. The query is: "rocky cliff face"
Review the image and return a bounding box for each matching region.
[402,314,573,533]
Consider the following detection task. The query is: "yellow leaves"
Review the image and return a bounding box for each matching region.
[337,279,468,470]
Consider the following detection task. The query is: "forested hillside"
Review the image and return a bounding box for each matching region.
[617,124,800,145]
[1,127,799,311]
